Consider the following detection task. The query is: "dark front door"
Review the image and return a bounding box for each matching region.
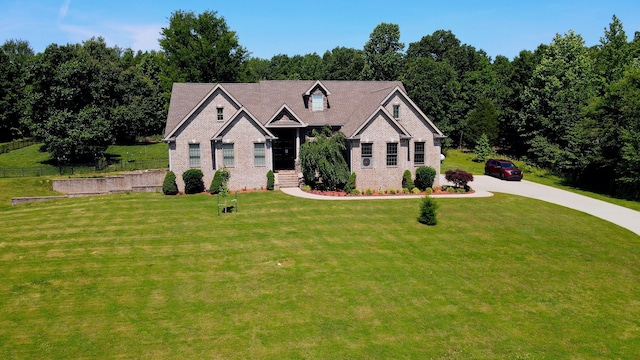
[273,139,296,170]
[273,131,296,170]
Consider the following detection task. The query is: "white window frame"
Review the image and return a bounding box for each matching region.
[222,143,234,167]
[188,143,200,167]
[312,94,323,111]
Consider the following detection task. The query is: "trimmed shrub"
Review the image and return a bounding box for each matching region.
[425,187,433,195]
[162,171,178,195]
[411,187,421,194]
[210,168,230,195]
[344,172,357,194]
[445,169,474,188]
[418,196,438,225]
[266,170,275,190]
[415,166,437,190]
[183,169,205,194]
[402,187,409,194]
[402,170,415,191]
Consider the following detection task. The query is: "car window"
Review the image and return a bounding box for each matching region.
[501,162,515,168]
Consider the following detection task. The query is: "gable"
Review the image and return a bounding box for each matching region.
[164,84,242,140]
[352,107,411,140]
[212,107,276,141]
[266,105,306,128]
[380,87,444,137]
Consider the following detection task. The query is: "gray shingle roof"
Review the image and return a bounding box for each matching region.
[164,80,441,138]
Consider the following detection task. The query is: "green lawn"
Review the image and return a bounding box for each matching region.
[442,149,640,212]
[0,142,169,177]
[1,191,639,358]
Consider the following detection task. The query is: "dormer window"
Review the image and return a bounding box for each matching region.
[312,94,323,111]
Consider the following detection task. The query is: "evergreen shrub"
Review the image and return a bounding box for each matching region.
[415,166,437,190]
[418,196,438,225]
[402,169,415,191]
[344,172,357,194]
[162,171,178,195]
[183,169,205,194]
[266,170,275,190]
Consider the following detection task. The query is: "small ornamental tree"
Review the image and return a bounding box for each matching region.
[266,170,275,190]
[445,169,474,189]
[418,195,438,225]
[415,166,437,190]
[344,172,357,194]
[299,126,350,190]
[474,133,494,162]
[402,169,415,191]
[210,168,230,195]
[183,168,205,194]
[162,171,178,195]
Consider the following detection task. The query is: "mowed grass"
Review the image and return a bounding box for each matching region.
[1,191,639,358]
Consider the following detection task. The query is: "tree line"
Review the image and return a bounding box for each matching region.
[1,11,639,199]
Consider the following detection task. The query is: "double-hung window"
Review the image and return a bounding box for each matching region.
[217,107,224,121]
[393,104,400,119]
[254,143,265,166]
[386,143,398,166]
[222,143,234,167]
[188,143,200,167]
[414,142,425,164]
[361,143,372,167]
[312,94,323,111]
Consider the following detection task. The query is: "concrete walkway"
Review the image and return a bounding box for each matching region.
[281,175,640,237]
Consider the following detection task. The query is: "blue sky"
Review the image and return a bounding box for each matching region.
[2,0,639,60]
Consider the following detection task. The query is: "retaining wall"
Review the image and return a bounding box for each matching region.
[52,170,167,195]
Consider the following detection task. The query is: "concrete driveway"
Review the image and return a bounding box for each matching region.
[467,175,640,237]
[282,175,640,237]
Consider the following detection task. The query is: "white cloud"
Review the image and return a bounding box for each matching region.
[58,0,71,20]
[119,24,162,51]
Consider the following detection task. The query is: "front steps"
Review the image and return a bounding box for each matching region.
[276,170,301,189]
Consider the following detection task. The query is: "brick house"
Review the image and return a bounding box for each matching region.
[163,80,445,191]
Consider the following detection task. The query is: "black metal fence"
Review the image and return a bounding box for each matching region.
[0,159,168,178]
[0,139,38,153]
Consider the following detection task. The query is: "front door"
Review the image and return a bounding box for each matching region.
[271,128,299,170]
[273,137,295,170]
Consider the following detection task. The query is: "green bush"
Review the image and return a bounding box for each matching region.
[0,144,9,154]
[402,170,415,191]
[425,187,433,195]
[389,189,397,195]
[402,187,409,194]
[415,166,437,190]
[365,189,374,196]
[183,169,205,194]
[474,133,494,162]
[162,171,178,195]
[266,170,275,191]
[411,187,421,194]
[418,196,438,225]
[445,169,474,188]
[210,168,230,195]
[344,172,357,193]
[210,170,222,194]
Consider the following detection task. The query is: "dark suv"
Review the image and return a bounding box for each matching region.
[484,159,523,181]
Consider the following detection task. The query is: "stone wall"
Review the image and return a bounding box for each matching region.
[52,170,167,195]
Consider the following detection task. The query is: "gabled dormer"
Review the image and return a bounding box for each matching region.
[303,80,331,111]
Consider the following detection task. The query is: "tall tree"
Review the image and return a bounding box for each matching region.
[401,57,460,147]
[595,15,631,85]
[323,47,365,80]
[160,10,247,83]
[361,23,404,81]
[0,40,33,141]
[520,31,597,174]
[465,98,499,147]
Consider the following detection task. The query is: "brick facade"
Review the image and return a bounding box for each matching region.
[165,81,445,192]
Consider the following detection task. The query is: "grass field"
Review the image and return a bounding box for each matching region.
[1,190,639,358]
